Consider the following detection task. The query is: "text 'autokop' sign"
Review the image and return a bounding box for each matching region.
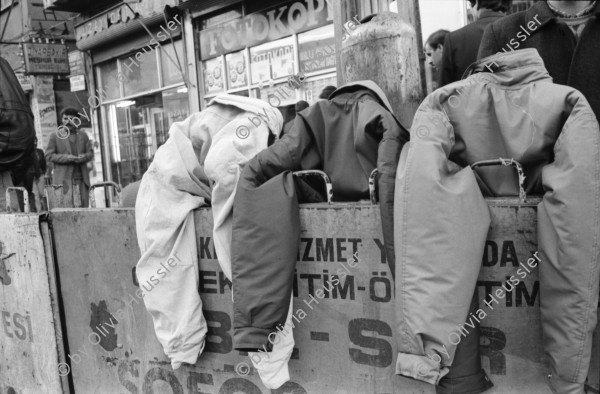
[199,0,332,60]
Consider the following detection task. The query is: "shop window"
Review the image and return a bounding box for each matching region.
[249,36,295,85]
[98,60,120,100]
[253,82,299,107]
[298,25,336,75]
[106,87,189,188]
[121,50,159,97]
[161,40,186,87]
[300,75,337,103]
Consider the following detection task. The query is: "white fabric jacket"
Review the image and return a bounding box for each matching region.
[136,95,282,373]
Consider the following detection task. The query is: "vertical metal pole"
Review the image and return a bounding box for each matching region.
[332,0,360,86]
[396,0,427,96]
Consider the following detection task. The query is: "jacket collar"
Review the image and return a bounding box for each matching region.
[208,94,283,138]
[466,48,552,85]
[526,1,600,34]
[329,80,394,113]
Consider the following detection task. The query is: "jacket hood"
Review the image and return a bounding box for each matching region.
[464,48,552,86]
[330,80,395,114]
[208,94,284,138]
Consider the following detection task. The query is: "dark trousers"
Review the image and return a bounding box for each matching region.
[437,291,494,394]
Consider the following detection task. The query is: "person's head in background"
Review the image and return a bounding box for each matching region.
[295,100,309,113]
[318,85,337,100]
[424,30,449,70]
[60,107,79,133]
[468,0,512,20]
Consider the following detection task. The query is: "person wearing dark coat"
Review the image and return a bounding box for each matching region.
[441,0,511,86]
[477,0,600,120]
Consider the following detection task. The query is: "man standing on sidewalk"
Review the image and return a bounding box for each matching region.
[441,0,512,86]
[478,0,600,119]
[46,107,94,207]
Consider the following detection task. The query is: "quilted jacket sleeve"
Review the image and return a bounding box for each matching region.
[377,113,409,280]
[233,117,314,351]
[537,96,600,394]
[393,99,491,384]
[136,126,212,370]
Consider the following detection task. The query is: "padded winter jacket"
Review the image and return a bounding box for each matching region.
[393,48,599,394]
[232,80,407,378]
[135,95,282,371]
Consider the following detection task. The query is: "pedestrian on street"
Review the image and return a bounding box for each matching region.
[441,0,512,86]
[26,137,47,212]
[46,107,94,207]
[478,0,600,120]
[424,29,450,89]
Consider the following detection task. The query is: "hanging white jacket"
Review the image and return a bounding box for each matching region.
[136,95,283,371]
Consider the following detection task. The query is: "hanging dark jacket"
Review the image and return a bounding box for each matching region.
[0,56,35,172]
[393,48,599,394]
[232,80,408,351]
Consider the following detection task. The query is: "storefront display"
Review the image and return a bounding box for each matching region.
[97,40,189,189]
[226,51,247,89]
[298,25,335,74]
[196,0,336,107]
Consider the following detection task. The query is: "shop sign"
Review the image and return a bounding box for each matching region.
[75,4,137,41]
[69,51,85,76]
[16,73,32,91]
[22,43,69,74]
[70,75,86,92]
[199,0,332,60]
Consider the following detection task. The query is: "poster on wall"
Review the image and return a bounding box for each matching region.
[31,76,57,148]
[16,73,32,91]
[225,51,247,89]
[250,38,294,85]
[203,57,224,95]
[270,45,294,79]
[299,36,335,74]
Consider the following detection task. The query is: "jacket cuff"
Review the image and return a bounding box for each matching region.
[234,326,273,352]
[395,352,450,385]
[167,339,205,370]
[437,368,493,394]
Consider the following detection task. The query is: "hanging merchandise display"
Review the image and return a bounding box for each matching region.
[231,80,409,389]
[135,95,283,376]
[392,48,600,394]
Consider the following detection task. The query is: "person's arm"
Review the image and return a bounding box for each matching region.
[80,134,94,163]
[39,150,47,174]
[440,34,455,86]
[45,133,76,164]
[477,22,501,60]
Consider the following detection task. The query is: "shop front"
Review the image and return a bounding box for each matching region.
[95,39,189,189]
[195,0,337,110]
[73,2,192,199]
